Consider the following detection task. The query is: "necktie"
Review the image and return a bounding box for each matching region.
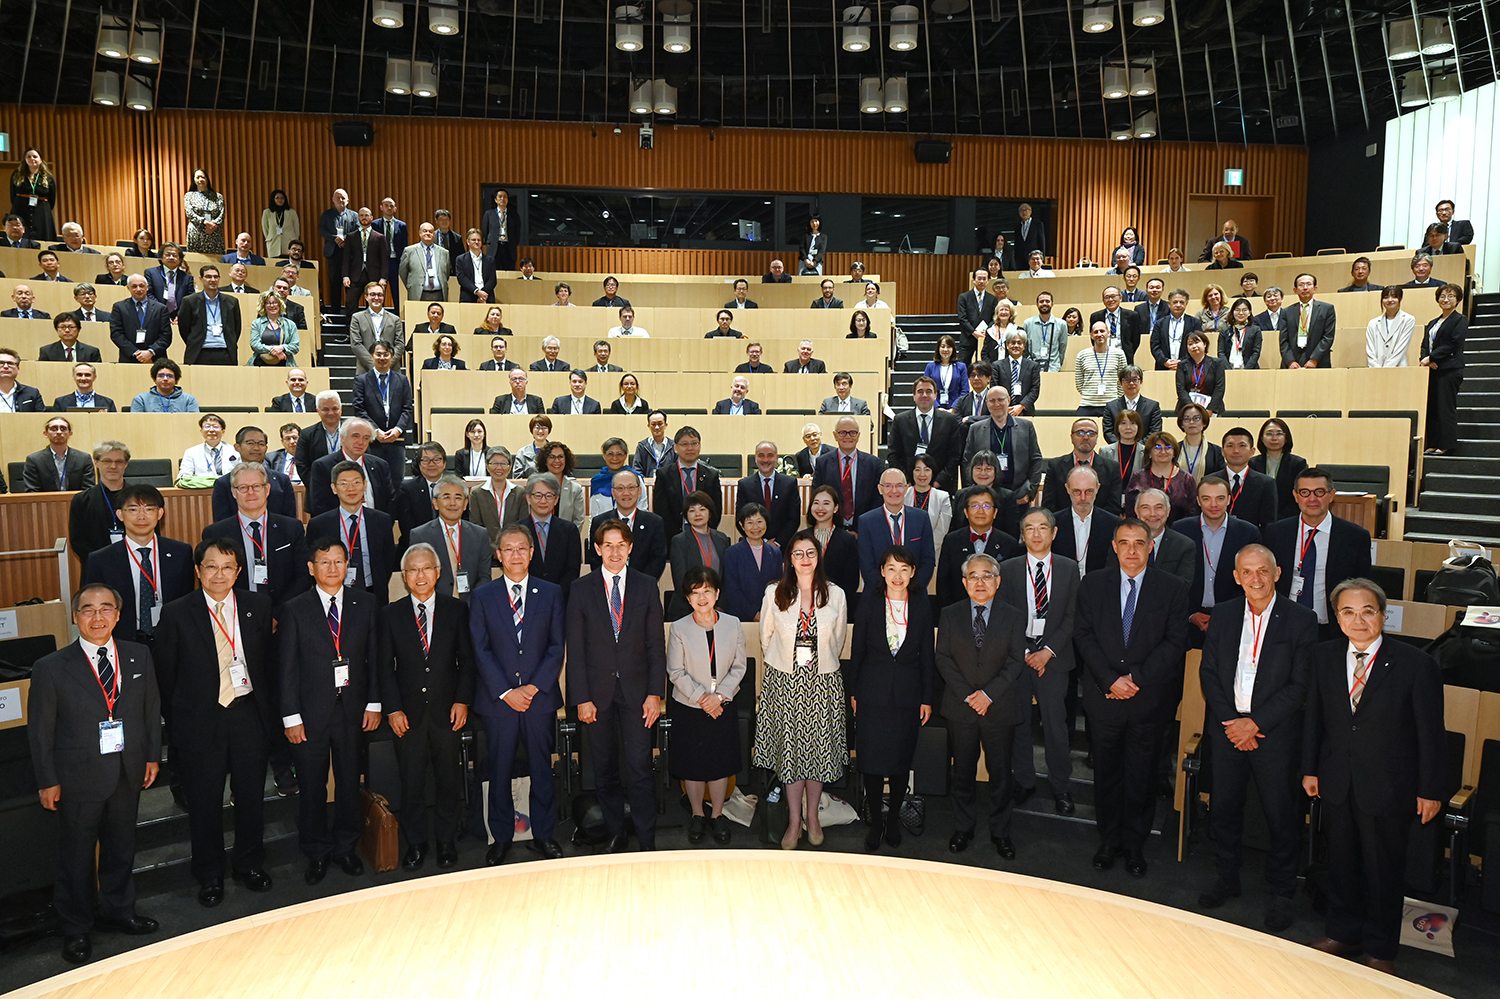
[841,456,855,522]
[21,310,30,319]
[136,302,145,326]
[425,247,436,290]
[213,601,234,706]
[65,345,73,361]
[610,575,623,640]
[1232,472,1241,492]
[1148,544,1157,566]
[166,274,177,310]
[535,518,549,557]
[349,514,363,586]
[970,531,987,551]
[249,520,265,577]
[294,397,303,413]
[1011,362,1022,395]
[95,646,115,701]
[138,547,156,635]
[511,583,524,641]
[1297,529,1317,608]
[684,466,695,493]
[1109,312,1117,337]
[1034,560,1049,618]
[1351,652,1370,710]
[973,605,987,649]
[763,477,773,509]
[327,593,340,633]
[920,414,929,444]
[211,446,222,474]
[889,512,901,544]
[379,374,389,406]
[1122,577,1138,645]
[416,602,429,655]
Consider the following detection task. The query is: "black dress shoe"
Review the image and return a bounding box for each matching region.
[171,786,190,812]
[1092,846,1121,870]
[1198,878,1242,908]
[865,826,882,852]
[527,837,564,860]
[232,869,273,893]
[436,842,459,868]
[884,822,902,848]
[712,815,732,844]
[687,814,708,844]
[305,857,329,884]
[1264,895,1295,932]
[96,913,158,935]
[992,836,1016,859]
[1124,850,1148,877]
[334,853,364,876]
[61,934,91,965]
[1011,784,1036,807]
[639,843,656,851]
[485,842,512,866]
[605,832,630,854]
[197,881,225,908]
[948,830,973,853]
[1054,793,1076,815]
[403,842,428,871]
[274,769,299,797]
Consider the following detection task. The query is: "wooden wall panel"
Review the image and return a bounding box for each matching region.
[2,105,1306,314]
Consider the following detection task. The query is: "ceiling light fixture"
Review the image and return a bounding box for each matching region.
[412,61,438,98]
[889,5,919,50]
[384,58,412,95]
[842,6,871,52]
[125,76,154,110]
[1129,66,1156,95]
[97,25,128,59]
[429,5,460,35]
[1386,19,1419,60]
[884,77,909,113]
[1419,17,1454,55]
[91,71,121,106]
[860,77,884,113]
[1102,66,1129,99]
[372,1,404,28]
[661,1,692,52]
[1429,73,1461,102]
[129,28,161,64]
[1083,4,1114,33]
[615,5,644,51]
[630,81,653,114]
[1133,111,1158,138]
[652,79,677,114]
[1399,68,1429,106]
[1131,1,1164,26]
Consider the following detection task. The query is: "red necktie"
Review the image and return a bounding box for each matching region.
[971,531,988,546]
[65,345,73,361]
[840,456,855,522]
[763,477,773,509]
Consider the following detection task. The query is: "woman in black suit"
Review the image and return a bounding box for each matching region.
[1175,332,1226,416]
[667,491,732,621]
[453,418,489,478]
[1249,417,1308,518]
[807,484,861,620]
[126,229,158,259]
[1218,297,1262,369]
[848,310,877,339]
[421,333,467,370]
[848,544,934,852]
[1421,282,1468,454]
[9,147,57,240]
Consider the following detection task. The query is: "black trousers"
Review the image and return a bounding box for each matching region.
[493,242,516,273]
[1083,681,1169,851]
[481,703,558,843]
[1323,790,1412,961]
[194,347,236,365]
[292,712,363,861]
[1011,660,1073,795]
[1426,370,1462,451]
[182,695,269,884]
[1208,718,1302,895]
[948,703,1016,837]
[55,770,140,935]
[863,773,908,827]
[369,440,406,489]
[588,687,658,845]
[393,709,463,846]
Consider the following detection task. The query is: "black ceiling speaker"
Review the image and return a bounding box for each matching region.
[332,122,374,147]
[914,140,951,164]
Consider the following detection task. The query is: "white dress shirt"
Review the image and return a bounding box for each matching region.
[1024,553,1052,641]
[1234,595,1275,713]
[1294,515,1332,623]
[78,637,119,692]
[127,535,162,630]
[180,442,240,477]
[1071,508,1093,567]
[1345,637,1382,710]
[282,586,380,727]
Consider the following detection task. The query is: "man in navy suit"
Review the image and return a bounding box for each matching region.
[1263,466,1372,639]
[308,461,397,609]
[1173,476,1262,647]
[351,340,413,488]
[567,518,667,852]
[652,426,722,543]
[470,525,567,864]
[812,416,882,530]
[211,428,295,522]
[587,470,668,579]
[220,231,267,267]
[857,468,936,593]
[143,243,195,320]
[736,441,801,551]
[548,370,603,415]
[201,462,310,611]
[1196,544,1317,930]
[522,473,583,595]
[711,375,761,415]
[1149,289,1203,371]
[82,484,195,645]
[375,199,408,303]
[935,487,1022,610]
[1218,428,1279,531]
[108,274,173,364]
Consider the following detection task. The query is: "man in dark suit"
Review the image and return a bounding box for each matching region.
[81,483,195,643]
[176,264,241,365]
[221,231,267,267]
[278,537,382,884]
[567,519,668,852]
[1073,518,1190,877]
[28,584,162,964]
[2,213,41,248]
[374,200,408,303]
[396,441,444,550]
[432,211,464,259]
[410,476,493,602]
[999,508,1082,814]
[961,386,1045,537]
[1197,220,1252,262]
[271,276,307,331]
[481,189,517,271]
[951,361,994,427]
[491,368,547,415]
[266,368,312,414]
[935,550,1027,857]
[469,524,568,864]
[812,416,882,530]
[762,259,792,283]
[1053,465,1120,574]
[529,336,572,374]
[295,391,343,486]
[341,206,389,310]
[1174,476,1262,646]
[41,314,103,361]
[710,375,761,415]
[734,342,776,374]
[153,540,277,907]
[886,378,963,493]
[936,487,1021,609]
[1090,286,1145,365]
[378,542,478,870]
[588,471,668,579]
[52,362,116,412]
[1196,543,1317,930]
[1434,199,1473,245]
[1134,488,1195,589]
[1264,466,1372,640]
[351,341,413,488]
[1254,286,1287,334]
[108,274,172,364]
[1278,273,1336,369]
[991,341,1041,413]
[307,419,396,518]
[521,472,584,594]
[23,415,95,491]
[308,460,397,608]
[211,427,296,522]
[1302,578,1446,974]
[1013,203,1045,260]
[1149,290,1203,371]
[810,279,844,309]
[143,244,194,320]
[549,370,604,414]
[455,229,498,303]
[957,268,999,365]
[1134,278,1167,336]
[1101,369,1163,444]
[1218,428,1279,531]
[318,189,359,306]
[737,442,801,551]
[1041,418,1122,516]
[201,462,311,611]
[782,339,828,374]
[653,426,723,541]
[3,281,49,319]
[724,278,758,309]
[857,468,937,593]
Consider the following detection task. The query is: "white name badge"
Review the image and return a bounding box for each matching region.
[333,661,350,688]
[207,323,222,338]
[135,329,147,344]
[455,573,471,595]
[109,527,125,543]
[914,444,928,456]
[998,454,1010,471]
[99,719,124,754]
[1297,333,1308,348]
[28,197,37,207]
[795,645,815,668]
[229,658,252,695]
[1189,392,1211,407]
[1028,618,1046,638]
[276,224,284,235]
[1288,573,1305,601]
[344,566,357,587]
[252,564,269,585]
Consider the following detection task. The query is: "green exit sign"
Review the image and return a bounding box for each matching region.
[1224,168,1244,186]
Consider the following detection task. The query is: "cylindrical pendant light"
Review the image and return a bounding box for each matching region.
[1399,68,1429,107]
[412,61,438,98]
[1419,17,1453,55]
[615,5,644,51]
[1386,20,1419,60]
[1110,127,1134,141]
[125,76,154,110]
[429,6,460,35]
[842,6,871,52]
[652,79,677,114]
[1429,73,1460,103]
[372,1,404,28]
[860,77,884,113]
[130,29,161,64]
[663,16,691,52]
[884,77,909,113]
[1129,66,1156,96]
[384,58,412,95]
[889,5,919,51]
[1133,111,1158,138]
[97,27,129,59]
[1102,66,1129,99]
[1083,4,1114,32]
[91,71,122,106]
[1131,1,1164,26]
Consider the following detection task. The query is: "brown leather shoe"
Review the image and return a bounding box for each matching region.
[1364,957,1399,975]
[1309,937,1360,957]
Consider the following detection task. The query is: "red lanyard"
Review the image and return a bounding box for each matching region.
[492,481,507,518]
[414,601,430,654]
[445,521,464,571]
[704,613,719,679]
[886,594,909,629]
[1227,472,1246,510]
[1119,447,1134,486]
[208,594,238,660]
[1247,603,1270,668]
[607,574,626,633]
[913,489,930,510]
[90,640,120,717]
[692,529,714,569]
[326,594,342,656]
[680,464,695,497]
[887,510,903,546]
[238,513,267,560]
[124,539,159,602]
[340,510,361,558]
[1298,520,1319,567]
[504,579,525,626]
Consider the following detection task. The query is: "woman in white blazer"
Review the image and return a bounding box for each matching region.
[753,529,849,850]
[539,442,588,536]
[903,455,952,541]
[1365,285,1416,368]
[178,414,239,479]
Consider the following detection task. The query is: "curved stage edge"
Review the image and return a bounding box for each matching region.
[9,852,1447,999]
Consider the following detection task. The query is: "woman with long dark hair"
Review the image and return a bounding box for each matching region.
[261,189,300,258]
[1249,417,1308,517]
[9,147,57,241]
[183,169,227,256]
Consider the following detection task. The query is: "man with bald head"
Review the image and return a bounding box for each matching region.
[737,441,800,551]
[398,222,450,303]
[318,189,359,308]
[812,416,883,529]
[2,283,49,319]
[221,232,266,267]
[857,467,936,593]
[108,273,172,364]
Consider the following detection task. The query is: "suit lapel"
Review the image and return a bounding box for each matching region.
[1355,643,1397,712]
[62,643,109,711]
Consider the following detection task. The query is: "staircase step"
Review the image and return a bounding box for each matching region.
[1403,509,1500,547]
[1413,490,1500,516]
[1450,440,1500,457]
[1457,424,1500,440]
[1421,454,1500,475]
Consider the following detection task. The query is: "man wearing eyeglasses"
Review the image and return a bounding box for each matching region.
[210,427,296,523]
[936,486,1021,610]
[812,417,882,530]
[1263,466,1371,640]
[1042,418,1121,516]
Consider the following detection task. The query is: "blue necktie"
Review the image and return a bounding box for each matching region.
[610,575,623,640]
[327,594,339,633]
[1122,577,1138,645]
[137,547,155,635]
[1297,532,1317,608]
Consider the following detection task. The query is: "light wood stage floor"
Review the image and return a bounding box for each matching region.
[9,852,1448,999]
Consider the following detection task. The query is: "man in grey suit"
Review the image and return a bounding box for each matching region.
[409,476,494,602]
[817,372,871,415]
[23,415,96,491]
[810,279,844,309]
[397,222,450,304]
[29,583,162,964]
[962,384,1045,536]
[548,370,603,415]
[1134,488,1195,587]
[998,508,1082,815]
[1277,272,1336,369]
[346,282,405,375]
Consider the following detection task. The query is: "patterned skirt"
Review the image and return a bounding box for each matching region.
[753,658,846,784]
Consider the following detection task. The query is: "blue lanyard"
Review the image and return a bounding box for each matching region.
[205,294,221,325]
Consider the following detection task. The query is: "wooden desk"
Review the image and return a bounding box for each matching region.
[437,276,899,313]
[401,302,892,341]
[442,335,890,375]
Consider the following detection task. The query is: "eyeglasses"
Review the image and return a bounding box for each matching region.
[1152,444,1175,451]
[529,491,557,501]
[1262,429,1286,437]
[312,559,348,569]
[1295,487,1332,498]
[834,430,860,438]
[967,502,995,512]
[1072,429,1098,437]
[962,572,998,582]
[419,456,445,465]
[232,482,269,493]
[790,550,819,561]
[499,545,532,555]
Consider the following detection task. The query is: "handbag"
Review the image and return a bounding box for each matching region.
[1426,541,1500,606]
[756,783,789,845]
[358,790,401,872]
[898,770,926,836]
[481,776,534,844]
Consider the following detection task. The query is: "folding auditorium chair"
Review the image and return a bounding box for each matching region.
[1315,248,1347,256]
[432,406,484,416]
[1322,463,1396,538]
[1275,409,1341,419]
[199,405,258,413]
[122,458,173,487]
[5,463,22,490]
[767,408,810,416]
[1263,252,1293,259]
[1376,244,1407,252]
[701,453,744,478]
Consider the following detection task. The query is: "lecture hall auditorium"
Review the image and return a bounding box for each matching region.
[4,9,1500,998]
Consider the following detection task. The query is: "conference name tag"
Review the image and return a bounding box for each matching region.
[455,574,470,595]
[332,660,351,688]
[1029,618,1046,638]
[795,645,815,668]
[1288,573,1305,601]
[252,564,269,585]
[135,329,147,344]
[344,566,358,587]
[229,658,252,695]
[99,720,124,755]
[207,323,222,338]
[109,527,125,543]
[997,454,1009,471]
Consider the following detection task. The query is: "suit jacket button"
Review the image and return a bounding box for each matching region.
[422,687,427,693]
